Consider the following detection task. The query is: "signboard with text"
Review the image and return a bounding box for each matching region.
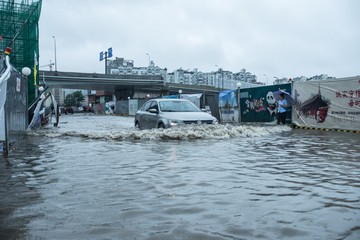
[219,83,291,123]
[240,84,291,123]
[292,77,360,131]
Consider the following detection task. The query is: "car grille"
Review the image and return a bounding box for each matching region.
[184,120,213,125]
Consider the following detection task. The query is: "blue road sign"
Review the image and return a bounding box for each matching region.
[100,51,104,61]
[108,47,113,58]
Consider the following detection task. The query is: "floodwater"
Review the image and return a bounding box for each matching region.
[1,114,359,240]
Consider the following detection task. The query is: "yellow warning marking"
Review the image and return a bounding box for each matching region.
[293,125,359,133]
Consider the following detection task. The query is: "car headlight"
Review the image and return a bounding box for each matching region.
[169,119,184,126]
[212,119,219,124]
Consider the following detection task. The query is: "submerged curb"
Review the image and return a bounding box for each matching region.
[293,125,360,133]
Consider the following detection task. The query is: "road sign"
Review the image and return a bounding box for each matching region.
[108,47,113,58]
[100,51,103,61]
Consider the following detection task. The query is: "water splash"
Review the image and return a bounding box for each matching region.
[26,115,291,141]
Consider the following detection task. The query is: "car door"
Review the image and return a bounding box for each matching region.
[147,101,159,128]
[139,101,152,129]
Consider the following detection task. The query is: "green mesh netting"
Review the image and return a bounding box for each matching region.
[0,0,42,103]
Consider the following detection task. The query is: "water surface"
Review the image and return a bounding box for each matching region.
[1,114,359,239]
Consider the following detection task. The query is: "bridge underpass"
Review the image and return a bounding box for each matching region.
[39,70,221,119]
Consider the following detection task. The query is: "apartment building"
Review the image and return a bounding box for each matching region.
[107,57,260,90]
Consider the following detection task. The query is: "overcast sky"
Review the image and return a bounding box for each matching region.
[38,0,360,84]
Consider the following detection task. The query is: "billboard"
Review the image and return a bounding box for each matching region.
[292,77,360,131]
[237,84,291,123]
[219,89,238,122]
[219,84,292,123]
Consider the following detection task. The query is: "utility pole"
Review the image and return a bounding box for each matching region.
[104,51,108,74]
[100,47,113,74]
[52,36,57,71]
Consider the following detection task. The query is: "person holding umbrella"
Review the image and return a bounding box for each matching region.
[276,93,289,125]
[274,89,294,125]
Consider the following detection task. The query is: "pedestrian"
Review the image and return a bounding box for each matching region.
[276,93,288,125]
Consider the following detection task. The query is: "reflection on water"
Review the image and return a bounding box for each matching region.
[1,114,360,240]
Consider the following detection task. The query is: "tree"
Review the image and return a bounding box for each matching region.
[64,91,85,107]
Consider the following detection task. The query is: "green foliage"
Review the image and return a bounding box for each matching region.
[64,91,85,107]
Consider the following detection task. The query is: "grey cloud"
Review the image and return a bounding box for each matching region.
[39,0,360,81]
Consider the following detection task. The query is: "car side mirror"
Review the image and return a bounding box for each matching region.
[149,108,158,114]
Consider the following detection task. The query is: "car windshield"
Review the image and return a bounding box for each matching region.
[159,101,201,112]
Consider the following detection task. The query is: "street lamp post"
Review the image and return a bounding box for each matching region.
[22,67,31,76]
[237,82,242,123]
[22,67,31,127]
[178,89,182,99]
[52,36,57,71]
[146,53,150,66]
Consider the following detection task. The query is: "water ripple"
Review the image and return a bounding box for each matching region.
[1,115,360,240]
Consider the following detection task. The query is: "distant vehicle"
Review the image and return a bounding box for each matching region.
[135,99,218,129]
[63,107,73,114]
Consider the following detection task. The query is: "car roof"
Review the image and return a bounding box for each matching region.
[151,98,190,102]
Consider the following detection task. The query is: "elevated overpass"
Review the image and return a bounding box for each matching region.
[39,70,222,97]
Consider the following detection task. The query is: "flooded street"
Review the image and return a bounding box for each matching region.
[1,114,360,240]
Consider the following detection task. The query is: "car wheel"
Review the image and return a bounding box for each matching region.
[158,122,165,128]
[135,121,140,129]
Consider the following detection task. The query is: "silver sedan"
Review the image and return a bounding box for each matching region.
[135,99,218,129]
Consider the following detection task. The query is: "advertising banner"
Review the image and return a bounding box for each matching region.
[0,58,10,142]
[128,99,138,116]
[240,83,291,123]
[292,77,360,131]
[219,89,238,122]
[0,75,6,141]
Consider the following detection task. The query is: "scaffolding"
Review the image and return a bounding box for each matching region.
[0,0,42,102]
